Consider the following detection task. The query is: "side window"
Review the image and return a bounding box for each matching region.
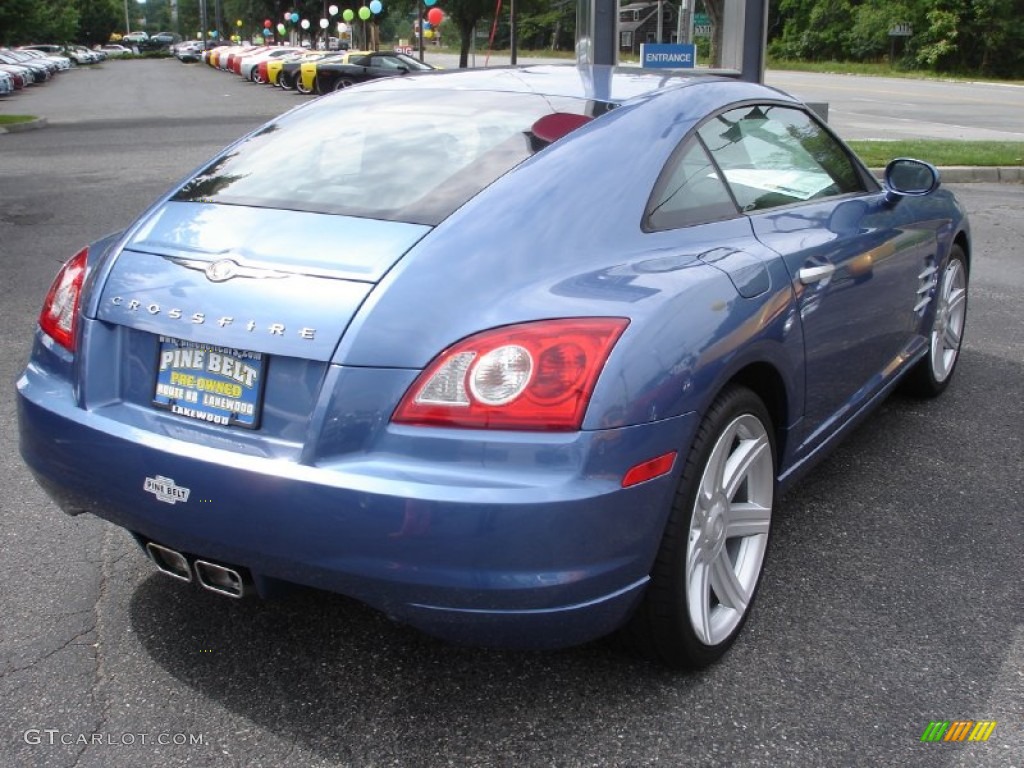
[697,105,866,212]
[645,139,738,231]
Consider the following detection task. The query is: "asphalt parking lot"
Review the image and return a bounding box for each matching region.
[1,59,1022,768]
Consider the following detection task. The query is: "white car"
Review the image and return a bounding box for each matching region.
[63,46,103,64]
[99,44,133,58]
[174,41,204,62]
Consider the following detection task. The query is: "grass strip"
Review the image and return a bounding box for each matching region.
[848,140,1024,168]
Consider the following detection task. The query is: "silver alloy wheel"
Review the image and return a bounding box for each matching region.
[685,412,773,646]
[930,258,967,382]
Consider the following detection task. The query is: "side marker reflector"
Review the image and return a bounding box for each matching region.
[622,451,677,488]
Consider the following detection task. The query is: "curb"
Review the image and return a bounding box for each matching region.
[934,165,1024,183]
[0,117,48,134]
[870,166,1024,184]
[872,166,1024,183]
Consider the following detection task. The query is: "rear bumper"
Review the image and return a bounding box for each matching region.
[17,360,695,649]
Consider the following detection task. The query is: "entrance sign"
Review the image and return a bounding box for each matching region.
[641,43,697,69]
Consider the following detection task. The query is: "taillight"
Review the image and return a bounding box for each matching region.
[393,318,629,431]
[38,246,88,352]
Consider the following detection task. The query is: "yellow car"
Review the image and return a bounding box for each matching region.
[297,50,369,94]
[268,50,328,88]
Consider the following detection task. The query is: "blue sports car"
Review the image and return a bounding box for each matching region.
[17,65,970,668]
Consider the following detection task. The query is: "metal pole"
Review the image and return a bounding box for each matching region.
[200,0,207,49]
[124,0,131,33]
[510,0,517,64]
[740,0,768,83]
[418,3,424,62]
[592,0,616,66]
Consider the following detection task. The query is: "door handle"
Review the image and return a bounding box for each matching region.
[798,264,835,285]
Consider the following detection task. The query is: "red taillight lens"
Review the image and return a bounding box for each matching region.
[393,318,629,431]
[38,246,88,352]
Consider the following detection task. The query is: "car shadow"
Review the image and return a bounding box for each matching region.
[127,568,692,760]
[126,346,1020,762]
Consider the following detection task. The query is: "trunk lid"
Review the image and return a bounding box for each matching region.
[95,202,430,361]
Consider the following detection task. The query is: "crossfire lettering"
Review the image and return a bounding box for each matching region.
[109,297,316,339]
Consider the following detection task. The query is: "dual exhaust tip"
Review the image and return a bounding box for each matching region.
[145,542,246,598]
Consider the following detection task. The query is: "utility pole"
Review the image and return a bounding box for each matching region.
[510,0,517,64]
[200,0,208,48]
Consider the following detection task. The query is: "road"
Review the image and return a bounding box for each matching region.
[418,51,1024,141]
[1,60,1022,768]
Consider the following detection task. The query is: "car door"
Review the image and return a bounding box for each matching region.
[697,104,933,459]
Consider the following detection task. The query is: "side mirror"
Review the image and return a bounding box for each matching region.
[884,158,940,203]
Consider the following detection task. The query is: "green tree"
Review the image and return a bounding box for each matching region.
[0,0,78,44]
[845,1,914,61]
[77,0,121,44]
[445,0,502,66]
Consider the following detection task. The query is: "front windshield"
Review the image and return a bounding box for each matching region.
[172,88,600,225]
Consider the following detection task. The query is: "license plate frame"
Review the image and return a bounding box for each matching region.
[153,337,267,430]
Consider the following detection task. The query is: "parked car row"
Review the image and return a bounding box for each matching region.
[21,44,106,65]
[0,46,83,95]
[192,43,437,96]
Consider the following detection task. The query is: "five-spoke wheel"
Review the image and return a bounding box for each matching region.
[627,385,776,669]
[905,244,969,397]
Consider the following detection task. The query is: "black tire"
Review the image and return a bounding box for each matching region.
[625,385,776,669]
[279,72,294,90]
[334,78,355,91]
[296,76,313,95]
[902,244,969,398]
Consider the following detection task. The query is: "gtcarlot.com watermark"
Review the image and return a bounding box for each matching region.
[24,729,205,747]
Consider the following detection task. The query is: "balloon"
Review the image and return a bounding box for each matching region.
[210,30,219,37]
[338,22,349,32]
[358,7,371,20]
[343,9,354,21]
[369,0,382,13]
[424,29,434,39]
[237,20,244,27]
[427,8,443,26]
[300,18,310,29]
[422,21,431,29]
[291,12,300,22]
[262,29,271,36]
[278,23,286,33]
[329,4,339,15]
[424,0,437,5]
[319,18,329,28]
[263,19,271,28]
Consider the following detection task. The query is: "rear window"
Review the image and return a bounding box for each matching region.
[172,88,600,225]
